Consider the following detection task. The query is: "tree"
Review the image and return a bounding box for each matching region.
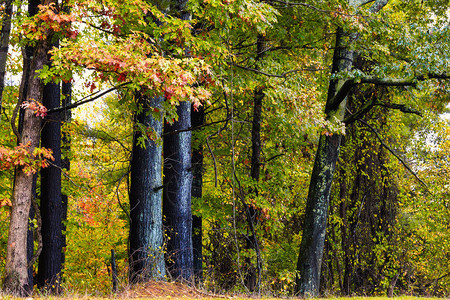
[163,101,194,280]
[3,0,56,295]
[129,95,165,282]
[321,81,400,295]
[191,103,204,280]
[60,78,72,282]
[296,0,449,296]
[1,0,211,294]
[37,48,63,292]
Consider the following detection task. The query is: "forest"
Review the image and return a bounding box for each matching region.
[0,0,449,297]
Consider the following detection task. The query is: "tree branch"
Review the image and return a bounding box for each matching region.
[376,103,422,117]
[358,119,430,193]
[47,82,130,113]
[344,101,422,124]
[231,62,326,78]
[329,72,449,114]
[343,98,377,124]
[267,0,336,14]
[360,73,450,86]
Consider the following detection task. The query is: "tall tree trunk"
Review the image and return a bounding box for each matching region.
[3,29,51,297]
[245,34,265,292]
[295,1,389,296]
[162,0,194,281]
[60,1,72,279]
[163,101,194,280]
[37,42,62,292]
[0,0,12,121]
[22,0,39,291]
[295,27,354,297]
[129,95,165,282]
[191,104,204,281]
[60,80,71,278]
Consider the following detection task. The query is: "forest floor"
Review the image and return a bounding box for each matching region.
[0,282,444,299]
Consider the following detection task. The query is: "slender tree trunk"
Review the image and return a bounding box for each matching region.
[163,101,194,280]
[129,95,165,282]
[60,80,71,277]
[3,34,51,297]
[60,1,72,278]
[295,27,354,297]
[23,0,39,290]
[191,104,204,280]
[245,34,265,292]
[37,43,62,292]
[0,0,12,120]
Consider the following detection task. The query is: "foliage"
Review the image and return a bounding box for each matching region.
[0,0,449,297]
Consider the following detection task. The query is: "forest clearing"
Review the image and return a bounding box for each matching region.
[0,0,449,298]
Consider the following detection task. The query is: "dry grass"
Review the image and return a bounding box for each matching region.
[0,282,444,300]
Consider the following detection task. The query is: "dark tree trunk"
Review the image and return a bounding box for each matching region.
[295,27,354,297]
[191,104,204,280]
[244,34,265,293]
[37,44,62,292]
[60,0,72,277]
[0,0,13,120]
[250,35,264,184]
[163,101,194,280]
[129,95,165,282]
[60,80,71,277]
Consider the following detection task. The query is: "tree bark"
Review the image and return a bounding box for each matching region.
[37,44,62,292]
[163,101,194,280]
[23,0,39,291]
[245,34,265,292]
[295,27,354,297]
[191,104,204,281]
[3,33,51,297]
[129,95,165,282]
[60,80,71,278]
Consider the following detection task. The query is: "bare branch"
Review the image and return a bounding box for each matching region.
[358,118,430,193]
[231,62,326,78]
[376,103,422,117]
[115,170,131,224]
[48,82,131,113]
[267,0,334,14]
[345,101,422,124]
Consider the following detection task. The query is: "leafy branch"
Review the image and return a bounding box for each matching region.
[328,72,450,113]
